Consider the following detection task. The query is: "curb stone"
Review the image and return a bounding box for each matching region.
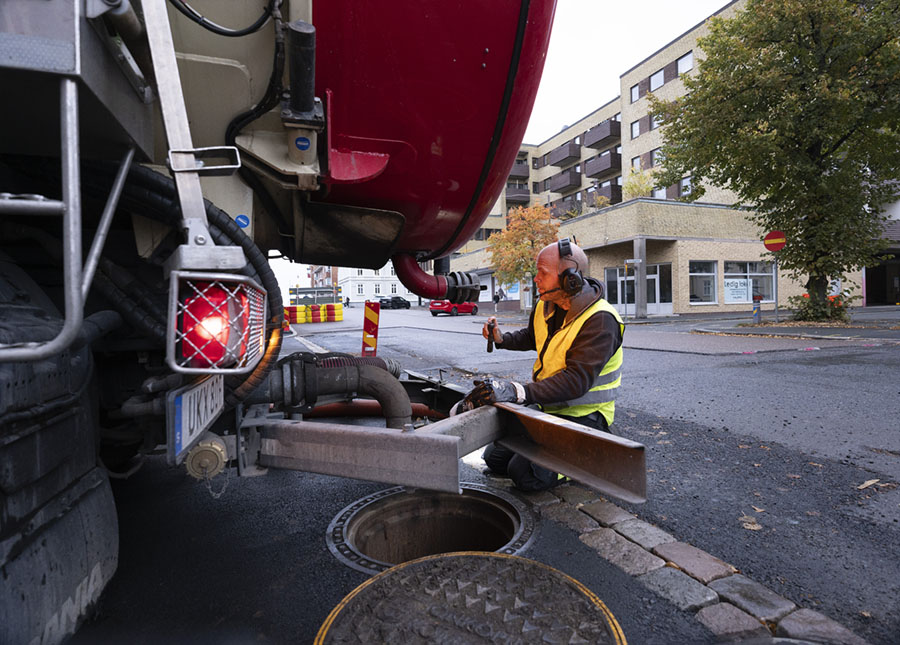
[527,491,871,644]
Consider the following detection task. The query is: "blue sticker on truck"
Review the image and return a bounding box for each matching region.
[295,136,311,151]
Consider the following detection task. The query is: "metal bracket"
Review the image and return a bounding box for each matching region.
[142,0,246,272]
[167,146,241,177]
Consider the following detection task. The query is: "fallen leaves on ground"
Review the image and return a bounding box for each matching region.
[808,462,823,468]
[751,505,765,513]
[787,474,802,479]
[857,478,880,490]
[739,515,763,530]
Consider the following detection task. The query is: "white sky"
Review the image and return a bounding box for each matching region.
[523,0,730,144]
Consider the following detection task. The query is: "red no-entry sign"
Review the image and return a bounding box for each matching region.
[764,230,786,252]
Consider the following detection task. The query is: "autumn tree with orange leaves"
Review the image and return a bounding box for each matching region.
[487,205,560,288]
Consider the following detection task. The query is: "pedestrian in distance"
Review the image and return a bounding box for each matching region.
[461,238,625,491]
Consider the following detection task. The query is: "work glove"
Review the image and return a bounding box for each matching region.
[462,379,526,410]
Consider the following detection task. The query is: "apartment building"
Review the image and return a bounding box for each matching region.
[454,0,883,315]
[336,261,419,305]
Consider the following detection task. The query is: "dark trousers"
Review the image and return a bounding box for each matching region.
[482,411,609,492]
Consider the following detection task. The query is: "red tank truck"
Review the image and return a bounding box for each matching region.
[0,2,644,642]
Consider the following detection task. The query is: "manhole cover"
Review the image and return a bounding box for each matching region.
[316,552,626,644]
[326,483,536,574]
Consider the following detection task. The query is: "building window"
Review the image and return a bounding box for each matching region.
[374,284,381,295]
[614,112,621,122]
[373,268,380,276]
[724,261,774,304]
[617,175,624,186]
[689,261,717,304]
[391,283,398,294]
[574,135,581,145]
[357,269,364,276]
[600,180,611,188]
[677,51,693,75]
[650,113,661,130]
[631,120,640,139]
[680,176,692,196]
[574,164,581,173]
[533,181,540,193]
[650,148,663,167]
[630,84,639,103]
[390,266,395,275]
[356,284,364,295]
[616,145,622,154]
[650,69,664,91]
[632,156,641,171]
[652,186,667,199]
[600,149,610,158]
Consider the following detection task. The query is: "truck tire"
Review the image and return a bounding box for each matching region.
[0,257,118,645]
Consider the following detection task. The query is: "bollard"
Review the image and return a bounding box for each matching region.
[752,295,763,324]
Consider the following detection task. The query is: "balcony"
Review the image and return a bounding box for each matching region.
[585,153,621,179]
[584,120,621,148]
[508,159,530,179]
[548,169,581,193]
[505,186,530,203]
[547,142,581,167]
[596,183,622,205]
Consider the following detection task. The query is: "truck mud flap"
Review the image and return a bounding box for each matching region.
[0,467,118,645]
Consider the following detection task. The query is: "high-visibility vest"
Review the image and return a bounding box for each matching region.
[532,298,624,427]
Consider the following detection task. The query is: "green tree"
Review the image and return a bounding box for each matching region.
[622,167,656,201]
[651,0,900,319]
[488,205,559,287]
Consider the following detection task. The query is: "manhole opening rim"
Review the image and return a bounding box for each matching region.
[326,482,538,575]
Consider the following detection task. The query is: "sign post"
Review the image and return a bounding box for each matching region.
[361,301,380,357]
[624,259,642,321]
[763,231,786,323]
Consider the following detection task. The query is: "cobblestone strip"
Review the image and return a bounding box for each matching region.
[535,483,871,644]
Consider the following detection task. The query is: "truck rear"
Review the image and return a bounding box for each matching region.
[0,2,643,642]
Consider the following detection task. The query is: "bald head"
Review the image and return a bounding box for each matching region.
[534,239,589,306]
[537,239,588,277]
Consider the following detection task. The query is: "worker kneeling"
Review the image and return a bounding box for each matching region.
[462,238,624,492]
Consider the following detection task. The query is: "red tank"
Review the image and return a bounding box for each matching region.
[312,0,556,261]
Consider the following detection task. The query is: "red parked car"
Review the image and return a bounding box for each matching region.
[429,300,479,316]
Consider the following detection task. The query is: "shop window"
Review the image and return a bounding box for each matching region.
[689,261,717,304]
[724,261,774,303]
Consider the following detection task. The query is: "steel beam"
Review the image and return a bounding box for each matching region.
[259,420,461,493]
[494,403,647,503]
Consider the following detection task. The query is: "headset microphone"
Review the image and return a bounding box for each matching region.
[538,286,562,297]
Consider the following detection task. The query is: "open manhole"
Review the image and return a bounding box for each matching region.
[326,483,536,574]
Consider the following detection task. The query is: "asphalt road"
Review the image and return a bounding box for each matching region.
[75,306,900,644]
[292,307,900,643]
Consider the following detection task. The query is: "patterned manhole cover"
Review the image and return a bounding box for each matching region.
[316,551,626,644]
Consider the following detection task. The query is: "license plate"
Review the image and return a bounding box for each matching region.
[167,375,225,465]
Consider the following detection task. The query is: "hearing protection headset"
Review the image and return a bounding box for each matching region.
[557,237,585,296]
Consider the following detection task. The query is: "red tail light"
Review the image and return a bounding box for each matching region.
[168,272,267,374]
